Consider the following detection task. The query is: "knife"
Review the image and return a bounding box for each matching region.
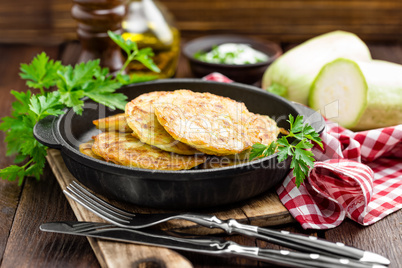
[40,221,387,268]
[168,213,391,265]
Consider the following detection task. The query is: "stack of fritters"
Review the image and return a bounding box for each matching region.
[79,89,280,170]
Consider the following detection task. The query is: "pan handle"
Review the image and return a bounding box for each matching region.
[33,115,62,149]
[291,102,326,134]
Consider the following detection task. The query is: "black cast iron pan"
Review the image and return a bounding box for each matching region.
[33,79,325,210]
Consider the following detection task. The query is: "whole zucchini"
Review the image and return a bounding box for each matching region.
[262,31,372,105]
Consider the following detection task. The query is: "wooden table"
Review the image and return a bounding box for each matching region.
[0,40,400,267]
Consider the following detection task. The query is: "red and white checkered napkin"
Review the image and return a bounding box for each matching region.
[203,72,402,230]
[278,122,402,229]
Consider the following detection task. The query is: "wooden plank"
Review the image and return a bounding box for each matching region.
[0,181,21,263]
[0,0,76,44]
[1,0,402,44]
[324,213,402,268]
[163,0,402,42]
[1,165,100,267]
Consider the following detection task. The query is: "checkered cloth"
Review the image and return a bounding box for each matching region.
[204,73,402,230]
[278,122,402,229]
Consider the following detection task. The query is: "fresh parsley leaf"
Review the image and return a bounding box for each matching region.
[20,52,63,94]
[116,73,159,85]
[0,117,27,156]
[85,91,127,111]
[136,47,160,73]
[10,90,32,115]
[249,143,270,160]
[59,90,85,114]
[108,30,161,75]
[0,91,62,185]
[0,165,25,183]
[250,115,323,187]
[56,60,127,114]
[56,60,100,92]
[108,31,134,56]
[29,91,64,119]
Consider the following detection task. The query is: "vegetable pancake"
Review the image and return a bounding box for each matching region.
[93,113,133,133]
[91,132,206,170]
[79,140,104,160]
[125,91,199,155]
[153,90,254,155]
[225,113,280,160]
[245,113,280,145]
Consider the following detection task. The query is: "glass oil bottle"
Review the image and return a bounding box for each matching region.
[122,0,180,79]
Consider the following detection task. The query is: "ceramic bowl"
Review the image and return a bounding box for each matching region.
[183,35,282,84]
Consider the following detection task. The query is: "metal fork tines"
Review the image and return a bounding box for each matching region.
[63,181,390,266]
[63,181,181,228]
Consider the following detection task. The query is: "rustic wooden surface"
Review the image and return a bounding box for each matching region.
[0,40,401,268]
[2,0,402,44]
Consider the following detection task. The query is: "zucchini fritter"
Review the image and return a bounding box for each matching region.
[125,91,199,155]
[93,113,133,134]
[245,113,280,146]
[225,113,280,160]
[154,90,253,156]
[91,132,206,170]
[79,140,104,160]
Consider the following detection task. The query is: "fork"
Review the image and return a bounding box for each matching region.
[63,181,390,265]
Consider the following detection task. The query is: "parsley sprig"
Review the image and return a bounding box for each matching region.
[249,114,323,187]
[0,31,160,185]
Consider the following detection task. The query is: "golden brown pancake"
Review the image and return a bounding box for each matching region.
[79,140,104,160]
[125,91,200,155]
[153,90,254,156]
[225,113,280,160]
[244,113,280,146]
[91,132,206,170]
[93,113,133,134]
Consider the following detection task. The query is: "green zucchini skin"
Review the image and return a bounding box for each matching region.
[262,30,372,105]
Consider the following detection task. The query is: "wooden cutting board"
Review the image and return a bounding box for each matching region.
[46,149,293,268]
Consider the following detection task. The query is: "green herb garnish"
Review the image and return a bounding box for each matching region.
[0,31,160,185]
[249,114,323,187]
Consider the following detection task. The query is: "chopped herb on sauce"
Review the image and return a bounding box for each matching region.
[194,43,269,65]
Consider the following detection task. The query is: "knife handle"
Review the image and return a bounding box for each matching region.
[219,242,351,268]
[182,214,389,265]
[221,242,381,268]
[255,248,384,268]
[227,219,389,265]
